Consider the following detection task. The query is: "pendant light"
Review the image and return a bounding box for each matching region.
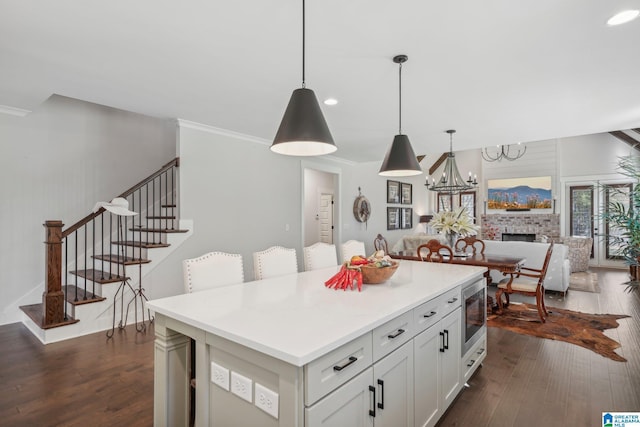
[271,0,336,156]
[379,55,422,177]
[425,130,477,194]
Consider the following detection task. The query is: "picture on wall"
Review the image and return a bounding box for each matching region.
[401,208,413,229]
[401,183,412,204]
[487,176,552,209]
[387,180,400,204]
[387,207,400,230]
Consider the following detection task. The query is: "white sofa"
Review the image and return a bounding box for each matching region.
[483,240,570,293]
[390,234,446,255]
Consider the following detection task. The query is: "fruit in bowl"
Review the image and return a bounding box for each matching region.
[325,251,399,291]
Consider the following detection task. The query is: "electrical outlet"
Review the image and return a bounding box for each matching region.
[255,383,279,419]
[231,371,252,402]
[210,362,229,391]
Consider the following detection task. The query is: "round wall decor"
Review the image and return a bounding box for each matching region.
[353,188,371,223]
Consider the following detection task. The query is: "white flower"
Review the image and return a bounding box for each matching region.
[429,207,480,236]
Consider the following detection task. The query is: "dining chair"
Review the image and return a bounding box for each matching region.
[303,242,338,271]
[253,246,298,280]
[417,239,453,263]
[341,240,366,263]
[454,236,485,255]
[182,251,244,293]
[373,234,389,254]
[495,242,554,322]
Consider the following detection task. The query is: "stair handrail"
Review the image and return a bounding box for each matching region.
[62,158,180,238]
[36,157,180,328]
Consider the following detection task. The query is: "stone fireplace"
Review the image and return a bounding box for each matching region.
[481,213,560,241]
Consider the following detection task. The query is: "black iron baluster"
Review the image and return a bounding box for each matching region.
[109,214,113,279]
[74,230,78,302]
[171,165,175,230]
[100,213,105,280]
[92,218,96,297]
[83,225,87,300]
[64,238,68,320]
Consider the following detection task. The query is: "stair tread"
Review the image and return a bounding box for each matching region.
[146,215,176,219]
[20,303,79,329]
[70,268,128,284]
[131,227,188,233]
[113,240,171,249]
[64,285,107,305]
[92,254,152,265]
[162,204,177,208]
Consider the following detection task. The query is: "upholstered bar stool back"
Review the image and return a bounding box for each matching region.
[303,242,338,271]
[183,251,244,293]
[253,246,298,280]
[341,240,366,263]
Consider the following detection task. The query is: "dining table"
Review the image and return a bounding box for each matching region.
[389,250,526,311]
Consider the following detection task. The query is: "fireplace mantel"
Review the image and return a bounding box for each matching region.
[481,213,559,241]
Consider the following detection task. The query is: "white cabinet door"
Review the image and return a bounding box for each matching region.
[373,341,414,427]
[414,306,462,427]
[440,307,461,409]
[306,367,374,427]
[414,325,441,427]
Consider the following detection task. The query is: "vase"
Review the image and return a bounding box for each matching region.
[446,232,458,250]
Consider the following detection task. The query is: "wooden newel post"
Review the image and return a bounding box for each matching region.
[43,220,64,326]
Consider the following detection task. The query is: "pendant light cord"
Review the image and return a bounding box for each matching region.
[398,61,402,134]
[302,0,306,88]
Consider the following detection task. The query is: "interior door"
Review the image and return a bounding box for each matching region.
[319,193,334,244]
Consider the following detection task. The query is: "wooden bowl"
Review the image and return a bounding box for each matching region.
[359,262,399,284]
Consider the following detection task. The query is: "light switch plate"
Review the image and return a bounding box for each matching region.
[231,371,252,402]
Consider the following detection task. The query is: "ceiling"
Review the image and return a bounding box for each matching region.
[2,0,640,163]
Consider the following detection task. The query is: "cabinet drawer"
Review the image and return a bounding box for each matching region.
[304,332,373,406]
[462,331,486,383]
[414,296,443,334]
[372,310,414,362]
[439,287,461,317]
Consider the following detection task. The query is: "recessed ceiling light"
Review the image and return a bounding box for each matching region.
[607,10,639,26]
[323,98,338,106]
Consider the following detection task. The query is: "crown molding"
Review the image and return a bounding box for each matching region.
[176,118,355,165]
[0,104,31,117]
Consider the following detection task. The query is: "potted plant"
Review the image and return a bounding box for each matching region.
[600,155,640,291]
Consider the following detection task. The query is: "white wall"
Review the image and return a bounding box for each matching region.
[0,95,176,325]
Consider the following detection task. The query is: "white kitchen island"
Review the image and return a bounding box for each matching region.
[147,260,486,427]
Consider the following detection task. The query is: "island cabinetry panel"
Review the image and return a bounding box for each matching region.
[462,332,487,383]
[305,332,373,406]
[306,340,414,427]
[414,306,462,427]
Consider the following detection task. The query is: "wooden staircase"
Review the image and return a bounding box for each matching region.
[20,158,192,343]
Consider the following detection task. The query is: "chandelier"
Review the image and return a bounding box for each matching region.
[425,130,477,194]
[481,143,526,162]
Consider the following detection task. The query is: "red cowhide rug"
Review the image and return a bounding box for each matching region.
[487,302,630,362]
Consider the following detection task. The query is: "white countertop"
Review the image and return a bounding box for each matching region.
[147,260,485,367]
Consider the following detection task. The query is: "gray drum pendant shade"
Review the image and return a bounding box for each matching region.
[271,88,336,156]
[379,54,422,177]
[270,0,336,157]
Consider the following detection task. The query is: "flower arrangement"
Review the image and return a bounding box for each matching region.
[484,224,500,240]
[429,207,480,237]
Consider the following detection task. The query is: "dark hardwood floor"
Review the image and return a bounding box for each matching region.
[0,268,638,426]
[438,267,640,427]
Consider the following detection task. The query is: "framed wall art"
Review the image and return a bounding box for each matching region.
[401,182,412,204]
[401,207,413,229]
[487,176,552,210]
[387,207,400,230]
[387,180,400,204]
